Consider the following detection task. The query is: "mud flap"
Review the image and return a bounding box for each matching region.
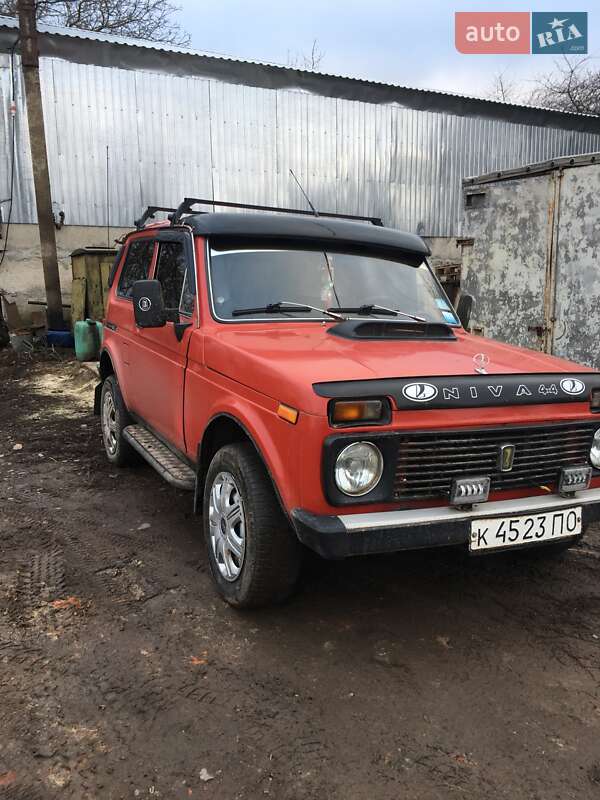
[193,475,202,515]
[194,461,208,515]
[93,381,103,415]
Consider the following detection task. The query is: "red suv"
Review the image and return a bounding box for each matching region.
[96,198,600,607]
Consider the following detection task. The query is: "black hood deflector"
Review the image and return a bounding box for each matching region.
[328,319,456,340]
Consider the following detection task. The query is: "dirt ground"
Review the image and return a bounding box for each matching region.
[2,351,600,800]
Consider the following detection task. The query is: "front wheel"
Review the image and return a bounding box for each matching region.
[203,442,302,608]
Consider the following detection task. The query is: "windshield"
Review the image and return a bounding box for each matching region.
[208,244,458,325]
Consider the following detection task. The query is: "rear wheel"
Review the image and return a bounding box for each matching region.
[100,375,137,466]
[203,442,302,608]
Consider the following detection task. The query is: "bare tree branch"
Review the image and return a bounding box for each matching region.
[528,56,600,115]
[0,0,191,46]
[485,59,599,116]
[287,38,325,71]
[486,71,522,103]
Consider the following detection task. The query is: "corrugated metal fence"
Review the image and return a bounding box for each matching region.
[2,53,600,236]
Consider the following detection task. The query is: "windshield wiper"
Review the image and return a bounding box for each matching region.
[232,300,345,321]
[328,304,426,323]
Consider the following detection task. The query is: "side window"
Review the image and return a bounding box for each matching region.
[155,241,194,319]
[117,239,155,299]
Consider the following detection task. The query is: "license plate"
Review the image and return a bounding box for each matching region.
[470,507,582,552]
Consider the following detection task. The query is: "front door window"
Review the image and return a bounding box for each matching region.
[117,239,155,299]
[154,241,194,321]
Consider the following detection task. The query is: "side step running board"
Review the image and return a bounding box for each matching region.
[123,425,195,491]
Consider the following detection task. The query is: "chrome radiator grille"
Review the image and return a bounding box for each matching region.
[393,422,597,500]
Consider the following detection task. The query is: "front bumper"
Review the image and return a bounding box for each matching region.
[291,488,600,559]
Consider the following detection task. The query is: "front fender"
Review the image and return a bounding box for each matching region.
[98,340,131,406]
[201,396,303,514]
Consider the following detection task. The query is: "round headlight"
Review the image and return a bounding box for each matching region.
[590,429,600,468]
[335,441,383,496]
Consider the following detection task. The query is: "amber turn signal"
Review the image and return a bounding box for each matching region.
[277,403,299,424]
[330,399,386,425]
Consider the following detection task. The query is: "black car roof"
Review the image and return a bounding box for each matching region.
[184,212,430,257]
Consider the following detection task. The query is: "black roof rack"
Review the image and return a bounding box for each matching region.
[134,197,384,229]
[134,205,177,229]
[171,198,384,226]
[131,199,430,256]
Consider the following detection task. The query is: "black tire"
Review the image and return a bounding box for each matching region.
[100,375,138,466]
[203,442,303,608]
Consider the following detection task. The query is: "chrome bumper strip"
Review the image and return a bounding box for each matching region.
[339,487,600,532]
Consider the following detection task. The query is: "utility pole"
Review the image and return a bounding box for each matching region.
[17,0,64,329]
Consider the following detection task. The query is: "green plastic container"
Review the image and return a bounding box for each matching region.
[74,319,102,362]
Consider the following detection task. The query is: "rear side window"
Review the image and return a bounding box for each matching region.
[155,241,194,318]
[117,239,155,299]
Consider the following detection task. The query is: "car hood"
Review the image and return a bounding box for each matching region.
[205,323,596,413]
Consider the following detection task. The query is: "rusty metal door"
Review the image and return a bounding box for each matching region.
[551,164,600,368]
[461,173,557,352]
[462,156,600,368]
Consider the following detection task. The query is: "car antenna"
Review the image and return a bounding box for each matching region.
[289,170,341,308]
[289,168,319,217]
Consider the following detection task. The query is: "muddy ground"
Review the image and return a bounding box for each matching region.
[2,351,600,799]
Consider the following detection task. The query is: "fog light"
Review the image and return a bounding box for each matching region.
[559,465,592,495]
[450,476,490,507]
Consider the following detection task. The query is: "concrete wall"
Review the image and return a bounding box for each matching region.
[425,237,462,267]
[0,223,129,323]
[424,236,463,303]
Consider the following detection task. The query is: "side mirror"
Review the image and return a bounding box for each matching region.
[132,280,166,328]
[456,292,473,329]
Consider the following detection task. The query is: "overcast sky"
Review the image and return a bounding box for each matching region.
[177,0,598,100]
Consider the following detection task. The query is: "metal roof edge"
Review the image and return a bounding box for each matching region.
[1,15,600,133]
[463,151,600,186]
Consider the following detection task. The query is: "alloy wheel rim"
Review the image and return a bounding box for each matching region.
[102,391,118,455]
[209,471,246,582]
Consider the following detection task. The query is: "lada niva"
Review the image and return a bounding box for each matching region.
[96,198,600,607]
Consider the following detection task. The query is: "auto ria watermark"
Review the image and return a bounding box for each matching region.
[455,11,587,55]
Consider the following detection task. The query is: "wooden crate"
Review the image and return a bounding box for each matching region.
[434,262,462,285]
[70,247,117,328]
